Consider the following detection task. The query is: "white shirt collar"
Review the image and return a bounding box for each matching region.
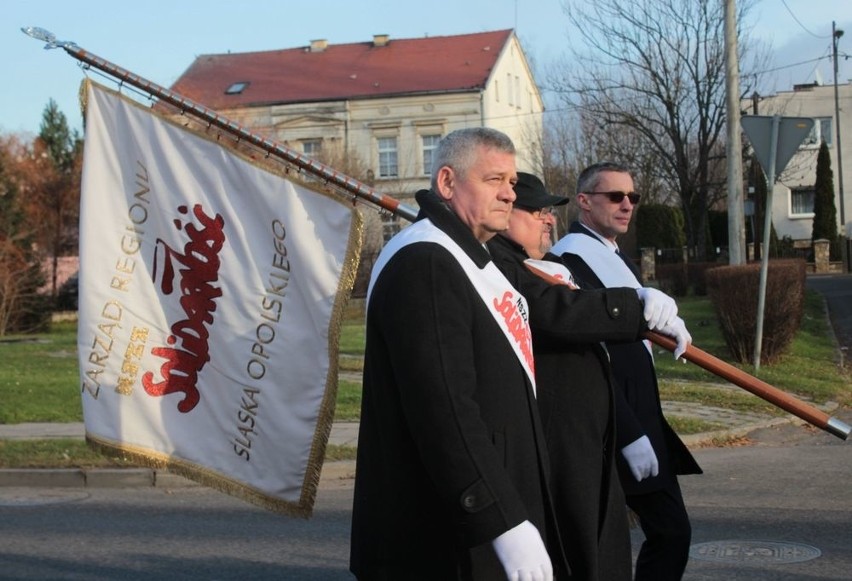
[579,222,620,253]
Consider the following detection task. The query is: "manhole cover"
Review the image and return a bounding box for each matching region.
[0,489,90,507]
[690,540,821,564]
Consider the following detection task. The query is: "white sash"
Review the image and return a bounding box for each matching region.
[369,219,536,392]
[522,259,578,289]
[552,232,653,356]
[552,233,640,289]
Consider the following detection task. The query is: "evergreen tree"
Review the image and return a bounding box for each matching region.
[36,100,83,296]
[636,204,686,249]
[752,158,767,260]
[811,140,838,252]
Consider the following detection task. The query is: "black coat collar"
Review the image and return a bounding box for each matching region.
[414,189,492,269]
[489,232,527,258]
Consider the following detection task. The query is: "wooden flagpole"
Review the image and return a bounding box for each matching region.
[522,261,851,441]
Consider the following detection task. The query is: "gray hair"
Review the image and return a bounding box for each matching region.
[576,161,631,195]
[430,127,515,190]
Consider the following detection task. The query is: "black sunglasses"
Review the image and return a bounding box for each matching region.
[584,191,641,205]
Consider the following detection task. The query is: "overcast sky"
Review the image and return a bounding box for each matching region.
[2,0,849,136]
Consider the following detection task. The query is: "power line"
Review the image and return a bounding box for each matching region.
[780,0,832,39]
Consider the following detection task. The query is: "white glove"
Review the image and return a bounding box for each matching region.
[491,520,553,581]
[636,287,678,330]
[657,315,692,360]
[621,435,659,482]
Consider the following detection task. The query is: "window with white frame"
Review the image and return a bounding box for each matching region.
[507,73,513,106]
[790,187,815,216]
[302,139,322,158]
[377,136,398,178]
[422,134,441,175]
[801,117,833,147]
[819,117,832,146]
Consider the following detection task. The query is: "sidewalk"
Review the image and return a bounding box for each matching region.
[0,422,360,489]
[0,421,361,446]
[1,402,831,489]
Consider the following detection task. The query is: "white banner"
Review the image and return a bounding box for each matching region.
[77,81,362,516]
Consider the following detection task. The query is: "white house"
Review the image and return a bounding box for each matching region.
[168,30,544,246]
[749,82,851,247]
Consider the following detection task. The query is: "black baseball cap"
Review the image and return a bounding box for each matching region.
[513,172,570,209]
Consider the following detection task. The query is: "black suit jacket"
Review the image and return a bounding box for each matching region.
[557,222,701,497]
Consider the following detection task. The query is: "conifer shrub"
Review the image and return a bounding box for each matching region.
[705,259,806,364]
[636,204,686,249]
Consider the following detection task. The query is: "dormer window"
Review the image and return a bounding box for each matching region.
[225,81,250,95]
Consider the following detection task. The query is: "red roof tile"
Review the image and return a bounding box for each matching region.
[169,29,513,109]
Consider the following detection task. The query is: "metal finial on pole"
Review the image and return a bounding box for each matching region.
[21,26,76,50]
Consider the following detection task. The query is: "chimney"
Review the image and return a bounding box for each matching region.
[309,39,328,53]
[793,82,818,92]
[373,34,390,47]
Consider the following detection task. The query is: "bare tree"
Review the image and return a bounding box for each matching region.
[0,135,47,334]
[548,0,763,258]
[535,108,672,243]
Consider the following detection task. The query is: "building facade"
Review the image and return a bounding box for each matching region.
[749,82,851,246]
[168,29,544,250]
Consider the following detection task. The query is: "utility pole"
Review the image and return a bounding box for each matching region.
[751,92,762,259]
[833,21,847,271]
[725,0,746,264]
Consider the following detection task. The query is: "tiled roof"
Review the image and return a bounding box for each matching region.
[169,29,513,109]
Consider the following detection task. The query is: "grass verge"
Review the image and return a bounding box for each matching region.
[654,290,850,407]
[1,289,848,465]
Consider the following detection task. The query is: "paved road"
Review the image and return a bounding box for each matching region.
[676,406,852,580]
[807,273,852,358]
[2,409,850,580]
[0,483,355,580]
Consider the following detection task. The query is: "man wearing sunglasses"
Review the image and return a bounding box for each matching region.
[488,172,690,581]
[552,162,702,581]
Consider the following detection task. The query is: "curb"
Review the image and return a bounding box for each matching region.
[0,461,357,489]
[0,422,361,489]
[0,408,835,489]
[680,417,792,447]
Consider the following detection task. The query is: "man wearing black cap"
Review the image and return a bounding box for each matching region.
[487,172,685,581]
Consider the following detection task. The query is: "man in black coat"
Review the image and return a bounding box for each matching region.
[351,128,564,580]
[552,162,702,581]
[487,172,688,581]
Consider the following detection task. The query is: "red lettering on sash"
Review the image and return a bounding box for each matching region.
[493,291,535,377]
